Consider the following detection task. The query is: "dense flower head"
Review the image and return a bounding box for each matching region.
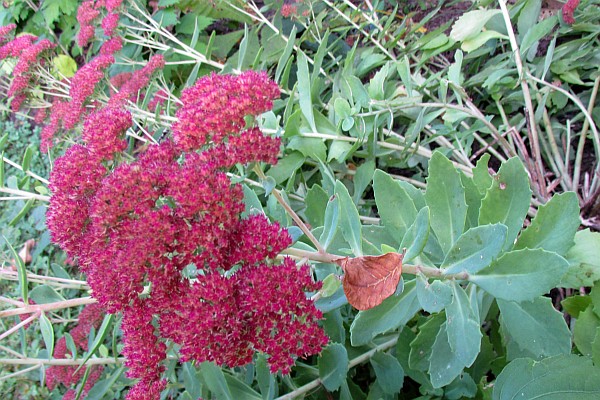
[99,36,123,56]
[46,72,327,399]
[172,70,280,151]
[0,34,36,60]
[82,107,132,159]
[76,0,100,47]
[8,38,55,110]
[47,145,105,256]
[66,54,114,129]
[101,12,119,37]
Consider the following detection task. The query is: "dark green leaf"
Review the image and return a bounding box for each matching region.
[561,295,592,318]
[266,151,304,184]
[224,374,262,399]
[305,184,329,228]
[76,315,114,373]
[469,249,569,302]
[352,160,375,205]
[319,343,349,391]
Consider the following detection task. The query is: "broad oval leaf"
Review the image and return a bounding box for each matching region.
[335,181,363,256]
[416,274,452,313]
[479,157,532,251]
[336,252,403,310]
[450,10,502,41]
[428,322,465,388]
[318,343,349,391]
[370,351,404,394]
[515,192,580,255]
[350,280,420,346]
[373,169,418,244]
[445,281,482,367]
[493,355,600,400]
[400,207,430,262]
[425,151,467,254]
[498,297,571,359]
[469,248,569,302]
[442,224,507,274]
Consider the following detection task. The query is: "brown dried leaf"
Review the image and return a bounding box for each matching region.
[335,252,403,311]
[10,239,35,270]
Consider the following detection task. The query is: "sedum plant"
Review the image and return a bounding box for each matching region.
[1,0,600,399]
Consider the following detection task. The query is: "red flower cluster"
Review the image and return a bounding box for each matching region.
[46,304,106,397]
[109,54,165,107]
[172,71,280,150]
[47,71,327,399]
[0,29,55,111]
[562,0,580,24]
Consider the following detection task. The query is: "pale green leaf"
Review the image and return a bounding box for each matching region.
[428,322,465,388]
[200,362,233,400]
[335,181,362,256]
[445,281,481,367]
[416,274,452,313]
[562,229,600,288]
[297,52,316,132]
[39,313,54,358]
[350,280,420,346]
[442,224,507,274]
[469,248,569,302]
[409,312,445,371]
[499,297,571,359]
[461,30,508,52]
[450,10,502,41]
[574,307,600,357]
[493,355,600,400]
[425,152,467,254]
[479,157,532,251]
[370,351,404,394]
[319,343,349,391]
[515,192,580,255]
[400,207,430,262]
[374,169,417,244]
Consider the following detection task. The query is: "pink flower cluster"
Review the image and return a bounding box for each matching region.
[46,304,106,397]
[76,0,124,47]
[172,71,280,150]
[0,28,55,111]
[47,71,328,399]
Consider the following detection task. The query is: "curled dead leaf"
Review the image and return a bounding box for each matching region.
[335,252,403,311]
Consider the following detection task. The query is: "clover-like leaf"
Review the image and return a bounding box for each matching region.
[336,252,403,310]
